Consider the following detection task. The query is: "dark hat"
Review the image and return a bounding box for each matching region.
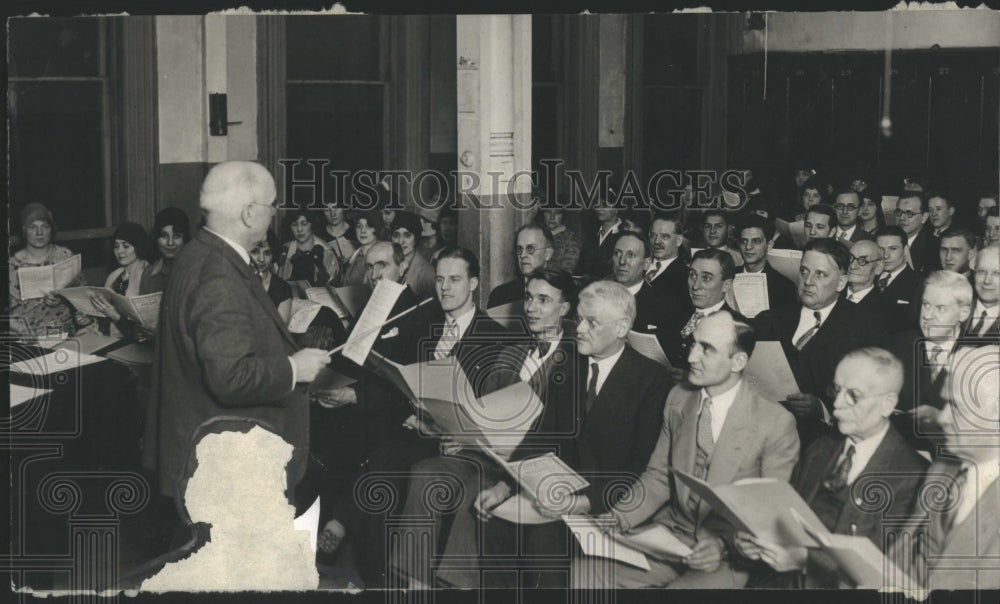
[20,203,55,230]
[390,210,423,243]
[153,207,191,241]
[352,208,384,234]
[113,221,149,258]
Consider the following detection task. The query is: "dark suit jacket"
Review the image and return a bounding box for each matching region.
[647,256,693,315]
[487,277,526,309]
[908,226,938,275]
[613,380,800,548]
[742,262,798,310]
[146,228,306,498]
[882,328,954,413]
[658,301,742,368]
[880,265,923,333]
[840,287,891,339]
[577,221,621,279]
[753,300,878,411]
[572,346,674,515]
[843,226,876,243]
[963,302,1000,338]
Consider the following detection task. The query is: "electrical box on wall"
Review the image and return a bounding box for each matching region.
[209,93,228,136]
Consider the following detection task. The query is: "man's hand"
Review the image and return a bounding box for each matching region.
[733,531,761,560]
[782,393,826,422]
[532,492,591,519]
[755,536,808,572]
[291,348,329,382]
[473,481,512,522]
[314,386,357,409]
[684,537,726,572]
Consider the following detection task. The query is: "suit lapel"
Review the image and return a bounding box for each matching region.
[672,388,700,511]
[800,438,844,504]
[704,381,753,489]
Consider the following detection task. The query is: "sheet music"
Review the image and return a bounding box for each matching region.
[17,255,81,300]
[470,381,543,453]
[10,348,107,375]
[506,453,589,502]
[52,287,105,316]
[881,196,899,225]
[287,299,324,334]
[103,342,155,365]
[744,340,801,404]
[626,330,673,369]
[730,273,769,318]
[486,300,527,331]
[128,292,162,327]
[53,254,81,289]
[617,523,693,560]
[334,285,370,317]
[563,515,651,571]
[766,249,802,283]
[775,219,807,248]
[305,287,351,320]
[342,280,406,365]
[490,494,558,525]
[10,384,54,408]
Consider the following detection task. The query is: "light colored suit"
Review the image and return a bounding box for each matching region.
[583,379,800,588]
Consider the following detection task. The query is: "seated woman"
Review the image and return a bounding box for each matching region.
[541,206,581,274]
[250,229,293,324]
[391,211,435,300]
[90,222,151,337]
[140,207,190,295]
[321,203,358,284]
[858,189,885,234]
[416,206,444,261]
[342,210,382,287]
[793,177,827,222]
[276,209,340,290]
[9,203,93,339]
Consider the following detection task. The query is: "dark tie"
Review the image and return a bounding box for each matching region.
[681,311,705,338]
[969,310,988,337]
[645,261,662,285]
[794,311,822,350]
[877,273,890,293]
[687,397,715,515]
[941,465,969,536]
[584,362,599,414]
[526,339,552,359]
[822,444,855,492]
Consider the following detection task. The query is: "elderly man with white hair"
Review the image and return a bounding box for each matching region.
[145,161,330,508]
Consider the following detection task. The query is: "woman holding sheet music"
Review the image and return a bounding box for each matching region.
[276,208,340,289]
[90,222,151,337]
[9,202,92,339]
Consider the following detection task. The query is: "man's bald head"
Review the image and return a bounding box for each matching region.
[200,161,277,248]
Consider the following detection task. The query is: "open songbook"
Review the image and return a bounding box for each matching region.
[626,330,673,369]
[727,272,770,318]
[775,219,807,248]
[563,515,694,570]
[17,254,81,300]
[55,287,162,328]
[305,284,371,322]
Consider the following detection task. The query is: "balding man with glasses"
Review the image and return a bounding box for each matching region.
[487,223,553,309]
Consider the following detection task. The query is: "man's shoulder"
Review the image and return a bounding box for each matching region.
[740,382,796,425]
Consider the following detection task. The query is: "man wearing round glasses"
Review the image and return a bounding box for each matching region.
[832,190,875,243]
[894,192,937,274]
[487,223,554,308]
[735,348,928,587]
[843,240,885,319]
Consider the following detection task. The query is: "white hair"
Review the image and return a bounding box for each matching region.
[200,161,276,217]
[924,270,974,309]
[579,280,636,329]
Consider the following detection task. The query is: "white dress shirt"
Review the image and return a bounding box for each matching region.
[598,219,622,246]
[846,284,875,303]
[648,256,679,282]
[518,330,562,383]
[969,302,999,336]
[791,299,837,344]
[700,378,741,442]
[587,344,626,397]
[881,266,905,288]
[843,422,891,485]
[837,225,858,241]
[434,304,477,359]
[625,281,643,296]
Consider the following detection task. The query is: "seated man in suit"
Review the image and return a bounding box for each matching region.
[389,267,584,588]
[804,204,837,244]
[579,309,800,589]
[577,195,622,278]
[889,345,1000,591]
[938,227,977,280]
[737,214,797,310]
[753,238,878,442]
[883,270,974,453]
[966,244,999,338]
[843,240,886,318]
[875,225,921,333]
[927,191,956,238]
[832,189,875,243]
[610,232,676,347]
[894,191,937,274]
[700,210,743,267]
[487,223,554,308]
[473,280,673,589]
[736,347,928,587]
[316,246,505,586]
[985,206,1000,246]
[646,212,692,314]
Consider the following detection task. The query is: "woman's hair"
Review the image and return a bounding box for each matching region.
[800,176,828,207]
[283,208,320,241]
[153,207,192,244]
[112,221,150,261]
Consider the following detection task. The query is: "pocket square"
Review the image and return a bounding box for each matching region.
[896,300,909,305]
[380,327,399,339]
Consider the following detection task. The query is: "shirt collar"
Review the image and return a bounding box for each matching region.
[973,301,999,319]
[446,304,477,340]
[649,256,678,280]
[800,298,838,326]
[598,219,622,243]
[697,298,727,316]
[625,281,644,296]
[839,225,857,239]
[848,284,875,301]
[205,226,251,265]
[700,378,741,419]
[845,420,891,454]
[590,343,626,391]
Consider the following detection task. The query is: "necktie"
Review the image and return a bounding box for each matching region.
[687,397,715,515]
[941,465,969,535]
[877,273,890,293]
[645,261,662,285]
[794,311,822,350]
[927,344,946,381]
[839,230,849,241]
[434,320,459,360]
[584,362,599,414]
[969,310,988,337]
[822,444,856,491]
[847,292,856,303]
[680,311,705,338]
[526,339,552,359]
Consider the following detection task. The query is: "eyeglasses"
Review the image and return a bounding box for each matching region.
[827,384,888,407]
[516,245,549,257]
[974,269,1000,280]
[893,209,921,220]
[834,203,859,212]
[849,255,878,267]
[250,200,278,214]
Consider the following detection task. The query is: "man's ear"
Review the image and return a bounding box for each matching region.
[469,276,479,293]
[544,246,554,264]
[722,278,733,293]
[558,300,571,319]
[836,272,849,292]
[731,351,749,373]
[241,204,255,228]
[766,239,775,253]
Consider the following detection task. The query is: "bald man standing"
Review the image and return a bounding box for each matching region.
[145,161,329,503]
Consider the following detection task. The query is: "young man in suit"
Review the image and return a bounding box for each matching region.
[577,195,622,278]
[700,210,743,267]
[316,246,505,586]
[889,345,1000,591]
[966,244,999,338]
[927,192,956,238]
[487,223,554,308]
[937,227,978,280]
[580,309,800,588]
[473,280,673,589]
[147,161,330,503]
[646,212,692,313]
[895,191,937,274]
[736,348,928,587]
[804,204,837,244]
[753,238,879,441]
[832,189,875,243]
[389,267,584,589]
[875,225,921,333]
[737,214,798,310]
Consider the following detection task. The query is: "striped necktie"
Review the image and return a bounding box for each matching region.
[794,311,822,350]
[686,397,714,515]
